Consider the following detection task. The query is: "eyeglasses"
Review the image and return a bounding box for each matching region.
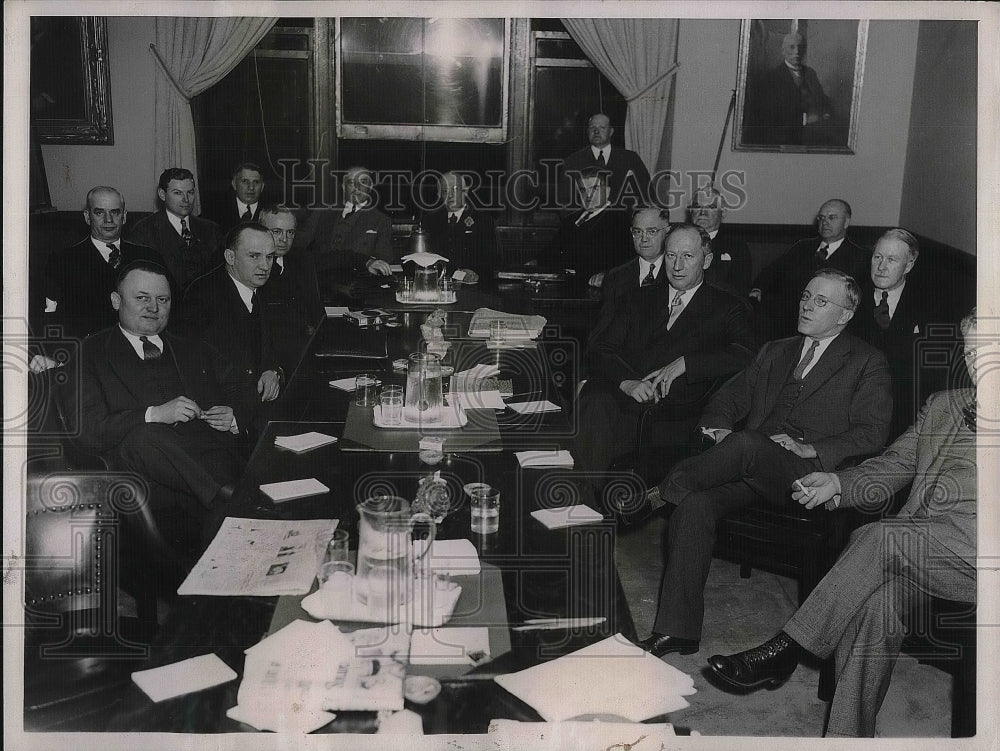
[268,228,296,239]
[800,290,850,309]
[688,204,721,212]
[630,227,665,239]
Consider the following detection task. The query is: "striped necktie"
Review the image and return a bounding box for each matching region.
[793,338,820,380]
[666,290,684,328]
[107,243,121,269]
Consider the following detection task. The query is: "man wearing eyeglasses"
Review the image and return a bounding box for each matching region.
[260,205,324,375]
[626,268,891,659]
[577,221,756,496]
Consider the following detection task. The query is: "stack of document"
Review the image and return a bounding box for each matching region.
[515,450,574,467]
[468,308,546,339]
[228,619,404,733]
[530,505,603,529]
[274,432,338,453]
[494,634,696,722]
[259,478,330,503]
[508,400,561,415]
[178,518,335,596]
[132,653,237,703]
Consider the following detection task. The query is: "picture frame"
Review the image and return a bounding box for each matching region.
[734,19,867,153]
[30,16,114,145]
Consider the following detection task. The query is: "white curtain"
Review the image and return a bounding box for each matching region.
[150,17,276,214]
[563,18,680,173]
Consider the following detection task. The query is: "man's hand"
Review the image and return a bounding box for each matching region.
[149,396,201,424]
[201,405,236,432]
[644,357,686,400]
[258,370,281,402]
[366,258,392,276]
[770,433,818,459]
[748,288,762,302]
[588,272,605,288]
[29,355,59,373]
[792,472,841,509]
[620,379,656,404]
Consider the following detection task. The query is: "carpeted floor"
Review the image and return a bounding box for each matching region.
[615,515,953,737]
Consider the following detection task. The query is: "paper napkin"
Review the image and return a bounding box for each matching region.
[132,653,236,703]
[530,505,604,529]
[274,432,338,453]
[507,400,561,415]
[260,478,330,503]
[401,252,449,267]
[414,538,482,576]
[324,306,349,317]
[409,626,491,665]
[515,450,574,468]
[452,363,500,381]
[446,390,506,410]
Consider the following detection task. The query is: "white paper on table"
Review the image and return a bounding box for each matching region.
[301,576,462,627]
[452,363,500,381]
[409,627,490,665]
[493,634,696,722]
[376,708,425,735]
[260,478,330,503]
[247,618,351,660]
[325,306,350,317]
[389,264,404,273]
[413,538,481,576]
[508,400,562,415]
[445,389,505,410]
[487,719,676,750]
[131,653,236,703]
[226,704,335,734]
[178,518,335,597]
[530,505,603,530]
[401,251,449,267]
[328,376,358,391]
[515,450,574,468]
[274,431,338,453]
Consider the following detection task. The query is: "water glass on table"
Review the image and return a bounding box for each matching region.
[355,373,379,406]
[438,276,456,303]
[324,528,350,564]
[399,278,414,301]
[319,560,355,601]
[380,384,404,425]
[470,485,500,534]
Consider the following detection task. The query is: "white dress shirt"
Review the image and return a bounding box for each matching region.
[665,281,703,329]
[591,145,611,162]
[638,256,664,285]
[236,199,258,219]
[818,237,846,258]
[874,281,905,319]
[448,206,467,223]
[797,331,840,379]
[228,272,257,313]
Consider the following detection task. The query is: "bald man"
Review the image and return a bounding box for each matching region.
[561,113,651,210]
[422,171,499,280]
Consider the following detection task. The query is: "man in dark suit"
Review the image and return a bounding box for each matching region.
[128,167,224,291]
[707,311,977,738]
[576,223,756,490]
[850,228,947,440]
[549,170,632,286]
[631,268,892,658]
[422,171,499,281]
[302,166,394,300]
[73,260,252,545]
[181,224,283,430]
[38,186,164,344]
[205,161,266,231]
[751,199,868,339]
[688,187,753,298]
[260,205,324,376]
[561,113,651,210]
[744,32,834,147]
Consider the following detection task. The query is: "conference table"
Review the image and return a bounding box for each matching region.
[106,275,641,734]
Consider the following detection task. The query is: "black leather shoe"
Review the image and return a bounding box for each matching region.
[611,486,663,528]
[637,633,700,657]
[707,632,802,690]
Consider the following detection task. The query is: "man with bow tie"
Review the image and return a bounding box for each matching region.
[752,198,868,339]
[707,308,978,738]
[39,186,165,343]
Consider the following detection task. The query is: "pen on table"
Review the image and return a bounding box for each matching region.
[511,617,606,631]
[506,390,541,399]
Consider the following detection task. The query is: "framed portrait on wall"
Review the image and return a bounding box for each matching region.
[734,19,867,153]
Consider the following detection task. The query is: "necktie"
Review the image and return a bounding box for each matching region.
[180,217,193,248]
[250,289,258,316]
[596,150,606,167]
[666,290,684,328]
[242,206,253,222]
[139,336,161,360]
[273,260,283,277]
[962,402,976,433]
[874,290,891,330]
[641,262,657,287]
[815,244,829,263]
[793,338,820,380]
[107,243,121,269]
[449,213,458,225]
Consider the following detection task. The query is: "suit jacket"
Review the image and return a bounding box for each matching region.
[590,256,666,345]
[304,206,394,274]
[588,282,756,405]
[849,278,949,439]
[42,238,165,338]
[73,326,253,456]
[548,207,632,280]
[180,267,281,401]
[705,227,753,298]
[701,333,892,471]
[128,211,224,292]
[203,198,263,232]
[262,253,324,374]
[755,236,869,338]
[423,207,499,277]
[745,63,832,146]
[561,146,651,209]
[835,388,976,566]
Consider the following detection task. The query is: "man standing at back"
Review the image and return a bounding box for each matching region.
[129,167,224,291]
[752,198,867,338]
[562,113,651,210]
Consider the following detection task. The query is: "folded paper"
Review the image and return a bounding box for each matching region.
[274,432,338,453]
[260,478,330,503]
[508,400,561,415]
[515,450,574,468]
[530,505,603,529]
[132,653,236,703]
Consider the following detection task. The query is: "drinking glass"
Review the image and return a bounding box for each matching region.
[470,486,500,534]
[355,373,379,406]
[380,385,404,425]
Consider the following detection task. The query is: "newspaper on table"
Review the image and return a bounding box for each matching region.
[178,517,337,596]
[468,308,546,339]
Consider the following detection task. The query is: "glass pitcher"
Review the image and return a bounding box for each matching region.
[404,352,443,424]
[355,495,436,608]
[413,267,439,301]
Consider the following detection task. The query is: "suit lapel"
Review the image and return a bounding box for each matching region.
[163,332,197,396]
[796,333,851,404]
[763,338,802,410]
[105,328,152,405]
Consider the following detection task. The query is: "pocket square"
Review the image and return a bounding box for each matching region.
[365,229,377,234]
[913,325,920,334]
[720,253,732,261]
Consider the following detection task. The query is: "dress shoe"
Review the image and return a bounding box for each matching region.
[610,485,664,528]
[636,632,700,657]
[707,632,802,690]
